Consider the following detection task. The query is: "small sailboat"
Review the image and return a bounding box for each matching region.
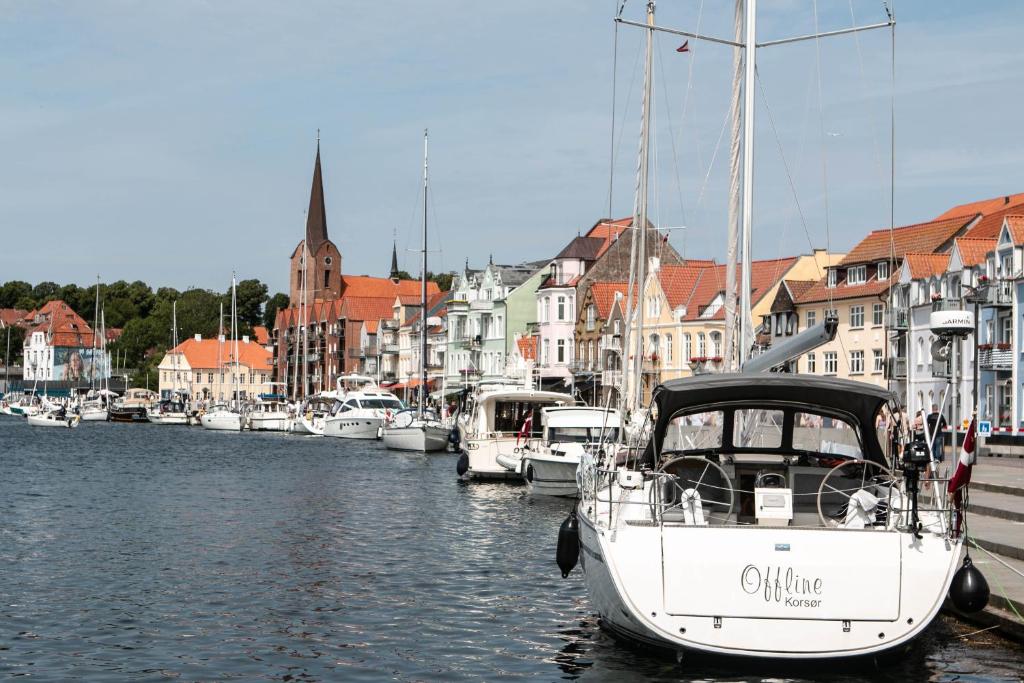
[150,302,191,425]
[201,279,245,432]
[27,405,80,428]
[382,129,449,453]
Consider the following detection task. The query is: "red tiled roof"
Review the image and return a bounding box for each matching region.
[953,237,997,267]
[904,253,950,280]
[657,264,711,309]
[1005,215,1024,245]
[584,217,632,258]
[365,320,379,334]
[685,258,798,321]
[0,308,26,327]
[252,325,270,345]
[784,280,817,300]
[517,335,537,362]
[340,274,437,299]
[27,300,99,348]
[839,214,976,266]
[937,193,1024,220]
[588,281,631,319]
[340,297,396,323]
[168,337,272,371]
[794,278,890,305]
[402,290,450,329]
[964,201,1024,240]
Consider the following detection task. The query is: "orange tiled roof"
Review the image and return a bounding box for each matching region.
[0,308,27,327]
[584,217,632,258]
[26,300,99,348]
[839,214,976,266]
[365,320,379,334]
[517,336,537,362]
[657,264,712,309]
[168,337,272,371]
[785,280,817,300]
[588,282,630,319]
[340,274,437,299]
[904,253,950,280]
[937,192,1024,220]
[252,325,270,345]
[794,278,890,305]
[964,201,1024,240]
[684,258,798,321]
[954,237,997,267]
[341,297,396,322]
[1004,215,1024,245]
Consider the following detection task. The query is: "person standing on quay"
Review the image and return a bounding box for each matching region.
[927,404,948,464]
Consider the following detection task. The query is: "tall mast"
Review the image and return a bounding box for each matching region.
[625,0,655,413]
[419,128,429,417]
[724,0,743,371]
[172,300,178,396]
[218,301,224,401]
[737,0,757,366]
[232,273,239,409]
[301,240,309,399]
[91,275,100,391]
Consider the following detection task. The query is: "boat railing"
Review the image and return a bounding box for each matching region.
[581,464,959,535]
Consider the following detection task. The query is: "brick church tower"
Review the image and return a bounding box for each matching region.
[289,140,342,305]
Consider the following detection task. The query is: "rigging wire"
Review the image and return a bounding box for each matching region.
[655,31,688,259]
[607,2,620,223]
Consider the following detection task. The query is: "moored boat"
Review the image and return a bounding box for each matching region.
[27,407,80,428]
[522,406,620,497]
[381,408,449,452]
[324,375,403,440]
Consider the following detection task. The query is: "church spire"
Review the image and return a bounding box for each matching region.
[389,240,400,281]
[305,133,328,254]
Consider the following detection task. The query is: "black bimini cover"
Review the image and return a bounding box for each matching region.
[646,373,896,466]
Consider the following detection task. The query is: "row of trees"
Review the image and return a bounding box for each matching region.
[1,279,289,386]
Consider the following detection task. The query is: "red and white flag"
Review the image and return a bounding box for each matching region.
[676,40,690,53]
[948,417,976,532]
[517,414,533,446]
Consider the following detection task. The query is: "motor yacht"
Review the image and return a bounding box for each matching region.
[522,406,620,497]
[324,375,404,440]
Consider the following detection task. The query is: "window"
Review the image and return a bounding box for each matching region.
[847,265,867,285]
[543,297,550,323]
[208,373,214,383]
[850,350,864,374]
[806,310,817,328]
[827,269,837,288]
[557,296,566,321]
[877,261,889,280]
[557,339,565,363]
[872,303,884,327]
[324,270,331,288]
[774,315,783,336]
[683,334,691,360]
[664,410,724,451]
[666,334,673,363]
[850,305,865,328]
[586,305,596,331]
[807,352,816,373]
[697,332,706,357]
[1001,316,1012,344]
[649,334,660,359]
[710,331,722,357]
[824,351,838,375]
[733,408,784,449]
[542,339,550,366]
[785,313,795,336]
[794,412,862,457]
[917,337,925,367]
[613,320,621,335]
[873,349,884,373]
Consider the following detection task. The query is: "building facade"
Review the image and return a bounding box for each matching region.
[158,334,273,403]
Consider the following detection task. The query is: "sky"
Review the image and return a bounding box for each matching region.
[1,1,1022,295]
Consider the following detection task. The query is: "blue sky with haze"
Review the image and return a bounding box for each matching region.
[1,1,1021,294]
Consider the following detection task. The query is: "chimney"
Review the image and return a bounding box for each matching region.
[242,335,250,344]
[1006,196,1011,205]
[194,333,201,342]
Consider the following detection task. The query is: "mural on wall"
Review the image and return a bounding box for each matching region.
[53,347,111,382]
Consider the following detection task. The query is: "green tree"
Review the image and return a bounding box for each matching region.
[0,281,32,309]
[263,292,289,328]
[2,325,26,366]
[31,281,61,305]
[428,271,454,292]
[233,279,268,331]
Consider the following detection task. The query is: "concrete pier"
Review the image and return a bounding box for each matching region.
[947,455,1024,641]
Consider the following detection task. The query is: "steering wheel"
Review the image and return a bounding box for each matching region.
[816,459,896,527]
[652,457,735,523]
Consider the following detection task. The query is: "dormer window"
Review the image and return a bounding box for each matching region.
[826,269,838,288]
[877,261,889,280]
[847,265,867,285]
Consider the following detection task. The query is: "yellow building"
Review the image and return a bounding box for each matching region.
[158,334,273,402]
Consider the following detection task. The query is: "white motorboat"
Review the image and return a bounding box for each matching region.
[522,406,620,497]
[382,408,449,452]
[147,397,191,425]
[249,399,292,432]
[293,395,333,435]
[27,409,80,428]
[78,400,110,421]
[572,374,966,659]
[199,404,244,431]
[456,387,573,480]
[324,375,403,440]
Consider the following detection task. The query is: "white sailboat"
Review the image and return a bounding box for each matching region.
[149,301,191,425]
[201,279,244,432]
[567,1,975,660]
[382,129,449,453]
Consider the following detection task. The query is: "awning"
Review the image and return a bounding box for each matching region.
[389,378,438,391]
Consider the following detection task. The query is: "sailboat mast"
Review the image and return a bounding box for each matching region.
[218,301,224,402]
[419,128,429,417]
[629,0,655,412]
[91,275,100,391]
[172,300,178,396]
[232,274,239,409]
[724,0,743,372]
[737,0,757,366]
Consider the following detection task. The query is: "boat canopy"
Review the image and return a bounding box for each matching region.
[645,374,896,466]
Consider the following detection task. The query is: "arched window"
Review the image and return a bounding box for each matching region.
[665,334,673,363]
[710,331,722,358]
[649,333,660,359]
[917,337,925,367]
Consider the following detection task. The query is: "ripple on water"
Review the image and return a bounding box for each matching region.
[1,418,1022,681]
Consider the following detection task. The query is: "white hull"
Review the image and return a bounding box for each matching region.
[78,407,109,421]
[147,412,190,425]
[523,452,580,497]
[464,437,527,480]
[324,415,382,439]
[249,413,291,432]
[577,493,962,659]
[296,415,324,436]
[383,424,449,452]
[200,411,243,431]
[10,405,40,417]
[27,413,80,428]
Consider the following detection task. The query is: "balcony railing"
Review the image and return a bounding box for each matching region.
[886,357,907,379]
[381,319,400,330]
[360,344,378,357]
[602,370,623,388]
[381,343,399,355]
[984,280,1014,306]
[886,308,909,330]
[931,298,968,313]
[979,347,1013,371]
[568,359,599,374]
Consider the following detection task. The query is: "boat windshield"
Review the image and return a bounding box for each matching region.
[361,397,403,410]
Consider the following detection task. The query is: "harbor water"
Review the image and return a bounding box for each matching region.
[1,419,1022,681]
